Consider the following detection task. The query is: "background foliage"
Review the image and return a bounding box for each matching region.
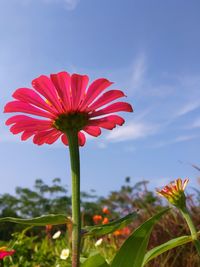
[0,177,200,267]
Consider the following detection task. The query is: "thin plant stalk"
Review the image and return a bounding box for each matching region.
[181,207,200,256]
[66,129,81,267]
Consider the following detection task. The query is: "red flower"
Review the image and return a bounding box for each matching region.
[0,247,15,260]
[4,72,133,146]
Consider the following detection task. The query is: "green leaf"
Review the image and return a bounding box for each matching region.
[82,253,110,267]
[0,214,71,226]
[111,208,170,267]
[83,212,138,237]
[143,235,193,266]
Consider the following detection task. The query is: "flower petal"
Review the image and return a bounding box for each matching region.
[83,126,101,137]
[45,132,62,144]
[10,121,52,134]
[50,72,72,111]
[78,131,86,146]
[89,102,133,117]
[21,131,35,141]
[12,88,58,114]
[4,101,55,119]
[6,115,32,125]
[61,134,68,145]
[88,115,125,129]
[88,90,125,111]
[71,74,89,110]
[33,129,61,145]
[32,75,63,112]
[80,78,113,110]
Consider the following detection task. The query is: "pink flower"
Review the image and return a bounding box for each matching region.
[4,71,133,146]
[0,247,15,260]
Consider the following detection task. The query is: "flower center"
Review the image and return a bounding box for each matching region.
[53,112,89,132]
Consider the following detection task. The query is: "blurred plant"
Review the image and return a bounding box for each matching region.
[157,178,200,256]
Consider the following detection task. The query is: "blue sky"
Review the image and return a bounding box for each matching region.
[0,0,200,196]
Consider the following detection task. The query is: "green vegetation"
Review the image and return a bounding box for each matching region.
[0,178,200,267]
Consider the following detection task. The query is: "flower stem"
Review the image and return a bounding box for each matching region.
[66,130,81,267]
[181,207,200,256]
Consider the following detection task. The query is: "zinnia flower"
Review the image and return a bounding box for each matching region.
[0,247,15,260]
[4,71,133,146]
[157,178,189,209]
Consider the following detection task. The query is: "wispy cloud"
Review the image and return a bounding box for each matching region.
[191,117,200,128]
[129,53,146,92]
[154,134,198,148]
[175,101,200,117]
[106,121,158,142]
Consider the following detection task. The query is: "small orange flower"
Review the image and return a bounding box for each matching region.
[157,178,189,209]
[102,217,109,224]
[113,230,121,236]
[102,207,110,214]
[113,227,131,236]
[93,215,103,224]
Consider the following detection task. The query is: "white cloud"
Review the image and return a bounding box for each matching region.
[175,101,200,117]
[154,134,198,148]
[130,53,146,91]
[106,121,158,142]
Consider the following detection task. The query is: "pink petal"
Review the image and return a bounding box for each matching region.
[83,126,101,137]
[71,74,89,110]
[6,115,32,125]
[45,132,62,144]
[10,122,52,134]
[61,134,68,145]
[21,131,35,141]
[89,115,125,129]
[12,88,58,115]
[89,102,133,117]
[6,115,52,126]
[78,131,86,146]
[33,129,61,145]
[4,101,55,119]
[50,72,72,111]
[0,250,15,259]
[88,90,125,111]
[32,75,63,113]
[88,120,116,130]
[79,78,113,111]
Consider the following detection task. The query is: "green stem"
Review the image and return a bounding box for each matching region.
[66,129,81,267]
[181,207,200,256]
